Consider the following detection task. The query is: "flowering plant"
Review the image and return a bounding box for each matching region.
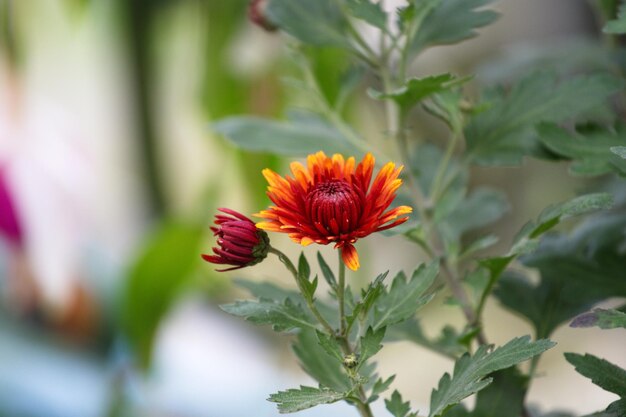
[204,1,626,417]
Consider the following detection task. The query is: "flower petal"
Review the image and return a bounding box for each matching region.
[341,243,360,271]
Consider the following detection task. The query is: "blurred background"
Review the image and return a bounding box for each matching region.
[0,1,625,416]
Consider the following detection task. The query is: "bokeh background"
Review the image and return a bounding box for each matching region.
[0,1,625,416]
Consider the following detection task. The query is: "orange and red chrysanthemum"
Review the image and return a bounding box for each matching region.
[255,151,412,271]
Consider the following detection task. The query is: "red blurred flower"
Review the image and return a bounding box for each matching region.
[256,151,412,271]
[202,208,270,272]
[0,166,23,248]
[248,0,277,32]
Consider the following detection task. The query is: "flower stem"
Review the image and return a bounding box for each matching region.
[268,247,335,335]
[337,251,347,336]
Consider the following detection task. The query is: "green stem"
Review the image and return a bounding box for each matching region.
[430,129,461,203]
[337,251,347,336]
[268,247,335,335]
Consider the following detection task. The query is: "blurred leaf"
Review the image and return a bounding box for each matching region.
[428,336,555,417]
[386,318,467,358]
[213,112,355,156]
[294,329,352,391]
[466,72,624,165]
[370,74,470,112]
[496,212,626,338]
[122,221,203,370]
[372,262,438,329]
[439,187,509,241]
[571,308,626,330]
[356,327,386,371]
[604,3,626,34]
[234,278,300,301]
[267,0,352,49]
[369,375,396,403]
[408,0,499,57]
[221,298,316,332]
[268,385,347,413]
[565,353,626,397]
[471,368,528,417]
[423,90,465,130]
[538,123,626,176]
[346,0,388,31]
[386,390,418,417]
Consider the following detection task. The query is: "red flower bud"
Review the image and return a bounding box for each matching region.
[248,0,277,32]
[202,208,270,272]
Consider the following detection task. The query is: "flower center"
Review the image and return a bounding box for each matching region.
[306,179,362,236]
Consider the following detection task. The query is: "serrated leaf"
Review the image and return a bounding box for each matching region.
[466,72,624,165]
[122,221,203,370]
[428,336,555,417]
[611,145,626,158]
[212,112,354,157]
[565,353,626,397]
[538,123,626,176]
[268,385,347,413]
[234,278,300,302]
[220,298,316,332]
[373,262,438,329]
[346,0,388,31]
[294,329,352,391]
[370,74,470,112]
[347,271,388,329]
[316,330,344,362]
[386,390,417,417]
[357,327,386,371]
[407,0,498,56]
[369,375,396,403]
[571,308,626,330]
[266,0,352,49]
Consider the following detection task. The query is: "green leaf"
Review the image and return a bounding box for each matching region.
[604,3,626,34]
[571,308,626,330]
[234,278,300,302]
[266,0,352,49]
[370,74,470,112]
[121,221,203,370]
[296,252,318,302]
[538,123,626,176]
[316,330,344,362]
[317,251,337,288]
[386,318,467,358]
[611,145,626,158]
[294,329,352,391]
[439,187,509,241]
[357,327,386,371]
[268,385,347,413]
[471,368,528,417]
[385,390,417,417]
[212,112,355,157]
[428,336,555,417]
[369,375,396,403]
[346,0,388,31]
[220,298,316,332]
[372,262,438,329]
[347,271,388,329]
[564,353,626,397]
[408,0,499,56]
[466,72,624,165]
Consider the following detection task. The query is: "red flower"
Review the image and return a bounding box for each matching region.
[202,208,270,272]
[256,151,412,271]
